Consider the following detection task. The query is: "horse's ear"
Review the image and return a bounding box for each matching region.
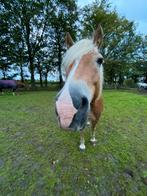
[93,24,103,48]
[65,32,74,48]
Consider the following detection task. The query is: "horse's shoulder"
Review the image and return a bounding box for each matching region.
[91,96,103,114]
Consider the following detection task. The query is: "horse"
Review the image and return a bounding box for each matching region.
[55,25,104,150]
[0,80,25,95]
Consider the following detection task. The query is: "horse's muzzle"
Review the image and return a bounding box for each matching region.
[69,96,89,131]
[56,91,89,131]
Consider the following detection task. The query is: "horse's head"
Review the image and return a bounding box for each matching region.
[55,25,104,131]
[16,80,26,88]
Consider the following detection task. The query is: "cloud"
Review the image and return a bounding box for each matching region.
[112,0,147,22]
[111,0,147,34]
[78,0,101,7]
[78,0,147,34]
[136,21,147,34]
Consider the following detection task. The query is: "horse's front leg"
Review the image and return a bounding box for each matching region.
[90,97,103,146]
[90,131,97,143]
[79,131,86,150]
[90,121,97,145]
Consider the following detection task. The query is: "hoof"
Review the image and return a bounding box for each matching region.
[87,121,90,126]
[90,138,97,143]
[90,138,97,146]
[79,144,86,151]
[92,142,96,147]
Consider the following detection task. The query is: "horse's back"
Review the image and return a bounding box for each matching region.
[0,80,17,89]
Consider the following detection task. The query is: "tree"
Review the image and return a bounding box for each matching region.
[81,0,144,86]
[49,0,78,86]
[9,24,27,82]
[0,0,79,87]
[0,0,51,87]
[141,35,147,82]
[35,49,52,87]
[0,3,12,79]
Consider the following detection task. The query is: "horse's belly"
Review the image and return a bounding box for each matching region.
[0,81,16,89]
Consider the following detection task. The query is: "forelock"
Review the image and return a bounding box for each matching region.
[62,39,98,78]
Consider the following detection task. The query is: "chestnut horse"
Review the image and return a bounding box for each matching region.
[55,25,104,150]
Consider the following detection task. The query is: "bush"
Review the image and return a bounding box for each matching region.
[124,79,136,88]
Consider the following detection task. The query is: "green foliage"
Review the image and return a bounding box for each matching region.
[0,0,78,85]
[0,0,146,86]
[47,0,78,84]
[124,79,136,88]
[81,0,146,85]
[0,91,147,194]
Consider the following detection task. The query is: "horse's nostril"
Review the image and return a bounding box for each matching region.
[55,95,59,101]
[81,97,88,108]
[55,107,58,116]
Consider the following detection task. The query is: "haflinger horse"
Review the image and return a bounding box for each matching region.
[55,25,104,150]
[0,80,25,95]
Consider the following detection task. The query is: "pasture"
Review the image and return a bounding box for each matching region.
[0,90,147,195]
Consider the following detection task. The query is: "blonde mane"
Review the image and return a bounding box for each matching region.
[62,39,98,77]
[61,38,103,100]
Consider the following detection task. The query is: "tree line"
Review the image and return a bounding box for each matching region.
[0,0,146,88]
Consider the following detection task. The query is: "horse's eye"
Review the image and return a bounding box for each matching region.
[96,58,103,65]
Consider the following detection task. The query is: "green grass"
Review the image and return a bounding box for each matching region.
[0,90,147,195]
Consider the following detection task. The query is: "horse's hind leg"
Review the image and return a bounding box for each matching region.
[79,131,86,150]
[12,89,16,96]
[90,97,103,145]
[0,89,3,95]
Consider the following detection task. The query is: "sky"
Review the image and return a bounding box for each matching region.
[78,0,147,35]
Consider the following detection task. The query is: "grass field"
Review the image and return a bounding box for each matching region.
[0,90,147,195]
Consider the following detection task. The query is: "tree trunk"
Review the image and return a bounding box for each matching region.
[58,63,63,87]
[114,75,117,89]
[2,70,6,79]
[37,62,43,87]
[57,33,63,88]
[144,73,147,83]
[118,74,124,87]
[25,18,35,88]
[29,58,35,88]
[109,70,114,87]
[45,73,48,87]
[132,75,138,83]
[39,72,43,87]
[20,64,24,83]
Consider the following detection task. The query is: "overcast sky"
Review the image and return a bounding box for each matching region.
[78,0,147,35]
